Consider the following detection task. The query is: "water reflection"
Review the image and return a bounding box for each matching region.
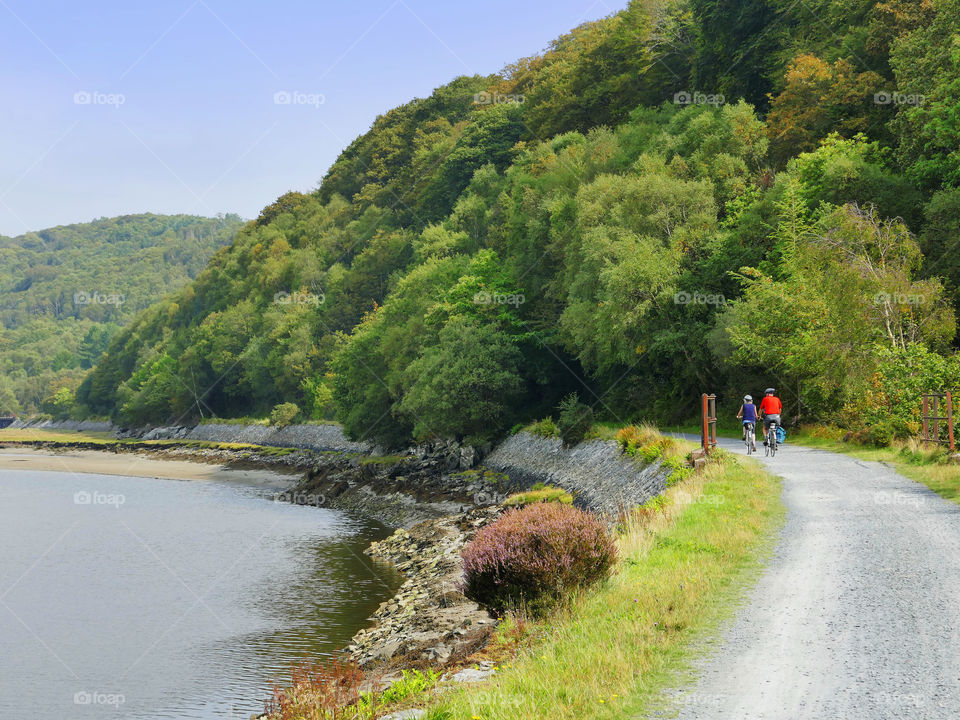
[0,469,400,719]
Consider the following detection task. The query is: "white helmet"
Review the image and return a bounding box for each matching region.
[744,395,752,402]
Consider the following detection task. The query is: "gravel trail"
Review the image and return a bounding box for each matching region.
[664,438,960,719]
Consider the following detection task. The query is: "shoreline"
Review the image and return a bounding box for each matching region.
[0,446,301,490]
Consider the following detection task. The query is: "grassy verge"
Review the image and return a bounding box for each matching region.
[418,452,782,720]
[0,428,118,444]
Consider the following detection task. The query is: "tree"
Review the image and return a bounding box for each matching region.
[721,199,955,414]
[397,317,524,443]
[690,0,784,109]
[0,377,19,415]
[890,0,960,191]
[766,55,885,165]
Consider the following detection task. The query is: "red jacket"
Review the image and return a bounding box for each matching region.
[760,396,782,415]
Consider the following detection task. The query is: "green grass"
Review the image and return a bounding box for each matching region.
[0,428,118,444]
[503,484,574,507]
[419,452,783,720]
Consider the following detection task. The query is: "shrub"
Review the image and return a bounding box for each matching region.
[461,502,617,615]
[503,485,574,507]
[557,393,593,447]
[530,416,558,438]
[269,402,300,428]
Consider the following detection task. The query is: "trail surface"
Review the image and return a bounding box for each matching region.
[665,437,960,719]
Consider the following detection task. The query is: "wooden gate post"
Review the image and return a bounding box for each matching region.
[701,393,718,454]
[948,391,956,452]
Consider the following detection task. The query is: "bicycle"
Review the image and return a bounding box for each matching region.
[743,422,756,455]
[764,420,778,457]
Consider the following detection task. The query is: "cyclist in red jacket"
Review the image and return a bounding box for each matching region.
[759,388,782,444]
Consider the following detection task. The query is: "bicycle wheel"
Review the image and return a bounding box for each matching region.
[769,428,777,457]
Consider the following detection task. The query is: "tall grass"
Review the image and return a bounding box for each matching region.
[423,454,782,720]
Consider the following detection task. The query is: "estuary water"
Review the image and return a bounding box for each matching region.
[0,465,399,719]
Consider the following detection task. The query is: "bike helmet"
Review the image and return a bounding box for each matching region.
[765,388,776,395]
[744,395,752,402]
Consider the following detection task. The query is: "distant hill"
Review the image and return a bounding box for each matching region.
[0,213,245,414]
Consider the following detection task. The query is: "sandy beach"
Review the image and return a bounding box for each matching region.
[0,446,300,489]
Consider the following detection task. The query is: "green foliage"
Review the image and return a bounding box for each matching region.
[503,485,574,507]
[557,394,594,447]
[529,417,558,438]
[376,669,441,706]
[398,317,524,443]
[890,0,960,191]
[0,214,241,414]
[269,403,300,428]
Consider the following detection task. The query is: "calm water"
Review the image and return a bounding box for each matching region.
[0,468,400,719]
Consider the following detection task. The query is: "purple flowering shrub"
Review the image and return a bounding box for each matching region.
[461,502,617,614]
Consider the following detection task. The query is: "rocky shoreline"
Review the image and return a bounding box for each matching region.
[347,507,503,669]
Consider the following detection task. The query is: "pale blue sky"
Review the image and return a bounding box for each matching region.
[0,0,619,235]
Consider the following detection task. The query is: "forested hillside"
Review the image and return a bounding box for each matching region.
[0,214,243,415]
[78,0,960,447]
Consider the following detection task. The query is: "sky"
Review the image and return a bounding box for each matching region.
[0,0,621,237]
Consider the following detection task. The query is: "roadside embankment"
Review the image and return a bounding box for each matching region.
[485,432,668,515]
[422,454,783,720]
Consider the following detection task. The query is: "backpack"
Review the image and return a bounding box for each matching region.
[776,426,787,444]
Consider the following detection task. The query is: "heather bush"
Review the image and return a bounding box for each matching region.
[461,502,617,615]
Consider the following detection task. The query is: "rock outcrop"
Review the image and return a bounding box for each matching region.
[347,508,502,669]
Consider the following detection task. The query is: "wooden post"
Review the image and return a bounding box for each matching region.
[948,391,956,452]
[923,393,930,446]
[709,395,718,450]
[934,394,941,445]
